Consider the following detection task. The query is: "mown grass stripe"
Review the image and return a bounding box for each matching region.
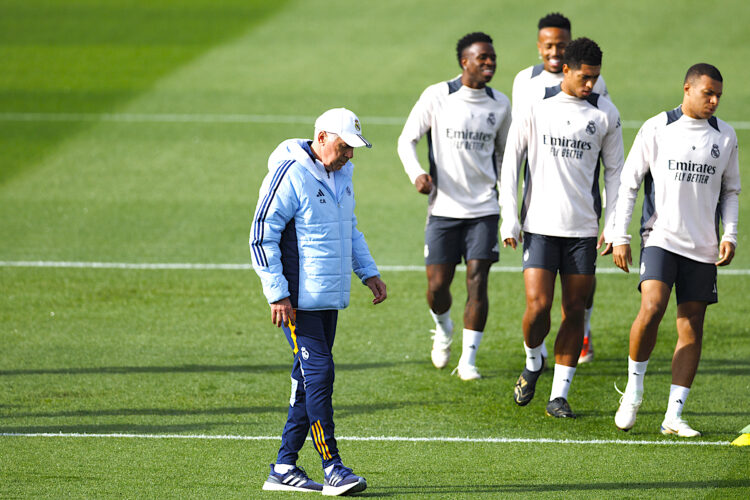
[1,261,749,275]
[2,112,750,130]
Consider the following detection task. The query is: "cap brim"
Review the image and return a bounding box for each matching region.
[341,133,372,149]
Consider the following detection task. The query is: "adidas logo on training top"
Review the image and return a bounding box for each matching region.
[316,189,325,197]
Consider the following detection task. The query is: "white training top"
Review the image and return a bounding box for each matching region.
[500,85,624,241]
[611,106,741,263]
[512,64,609,121]
[398,76,512,219]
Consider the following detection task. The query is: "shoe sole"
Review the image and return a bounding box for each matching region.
[660,426,701,438]
[431,349,450,369]
[545,410,577,418]
[577,352,594,363]
[322,479,367,496]
[263,481,322,493]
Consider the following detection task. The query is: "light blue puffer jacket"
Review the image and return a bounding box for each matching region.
[250,139,380,310]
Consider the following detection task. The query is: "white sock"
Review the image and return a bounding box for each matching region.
[549,364,576,401]
[584,306,593,338]
[625,357,649,399]
[459,329,483,366]
[524,342,544,372]
[429,309,453,338]
[665,384,690,420]
[540,341,548,359]
[275,463,295,474]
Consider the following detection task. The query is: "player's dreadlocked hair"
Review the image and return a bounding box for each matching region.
[456,32,493,68]
[538,12,571,31]
[684,63,723,84]
[562,37,602,69]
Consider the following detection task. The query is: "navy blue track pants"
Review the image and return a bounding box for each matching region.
[276,309,341,469]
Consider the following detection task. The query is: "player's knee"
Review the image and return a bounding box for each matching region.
[640,298,667,323]
[526,295,553,318]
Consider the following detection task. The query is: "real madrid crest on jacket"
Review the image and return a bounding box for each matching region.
[500,83,624,243]
[251,138,379,310]
[397,75,512,219]
[611,105,741,264]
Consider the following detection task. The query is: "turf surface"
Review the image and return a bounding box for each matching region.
[1,0,749,498]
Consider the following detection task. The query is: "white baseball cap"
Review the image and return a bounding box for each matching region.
[314,108,372,148]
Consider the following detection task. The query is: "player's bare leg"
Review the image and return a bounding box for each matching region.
[464,259,491,331]
[522,268,555,349]
[615,280,670,431]
[579,277,596,363]
[672,301,707,387]
[660,300,708,437]
[453,259,491,379]
[514,268,554,405]
[556,273,594,367]
[426,263,456,369]
[426,263,456,315]
[629,280,671,362]
[544,273,593,417]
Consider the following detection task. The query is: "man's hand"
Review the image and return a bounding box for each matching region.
[596,233,606,250]
[613,244,632,273]
[503,237,517,250]
[365,276,387,304]
[414,173,433,194]
[716,241,736,266]
[270,297,294,327]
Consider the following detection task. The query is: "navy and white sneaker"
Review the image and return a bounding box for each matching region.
[262,464,323,493]
[322,464,367,496]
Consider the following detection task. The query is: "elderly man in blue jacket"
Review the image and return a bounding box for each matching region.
[251,108,387,496]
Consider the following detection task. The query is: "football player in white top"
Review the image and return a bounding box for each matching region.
[611,64,740,437]
[500,38,624,418]
[511,12,609,364]
[398,32,511,380]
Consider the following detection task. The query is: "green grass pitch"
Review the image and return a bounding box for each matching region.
[1,0,749,498]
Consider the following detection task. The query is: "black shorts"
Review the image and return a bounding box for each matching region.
[522,232,597,275]
[639,246,718,304]
[424,214,499,265]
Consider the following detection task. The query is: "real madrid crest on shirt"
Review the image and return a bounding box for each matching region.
[586,120,596,135]
[711,144,720,158]
[487,112,496,126]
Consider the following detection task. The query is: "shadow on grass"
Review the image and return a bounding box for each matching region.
[0,360,427,377]
[2,400,430,421]
[367,479,750,496]
[0,421,250,435]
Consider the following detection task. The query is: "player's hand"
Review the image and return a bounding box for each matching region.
[365,276,387,304]
[414,174,433,195]
[596,232,606,250]
[612,244,632,273]
[503,237,518,249]
[600,242,613,256]
[716,241,735,266]
[270,297,294,327]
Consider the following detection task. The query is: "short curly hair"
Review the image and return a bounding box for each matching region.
[684,63,723,84]
[562,37,602,69]
[456,32,493,68]
[538,12,571,31]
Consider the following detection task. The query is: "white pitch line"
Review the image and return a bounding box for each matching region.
[2,261,750,275]
[0,432,731,446]
[2,112,750,130]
